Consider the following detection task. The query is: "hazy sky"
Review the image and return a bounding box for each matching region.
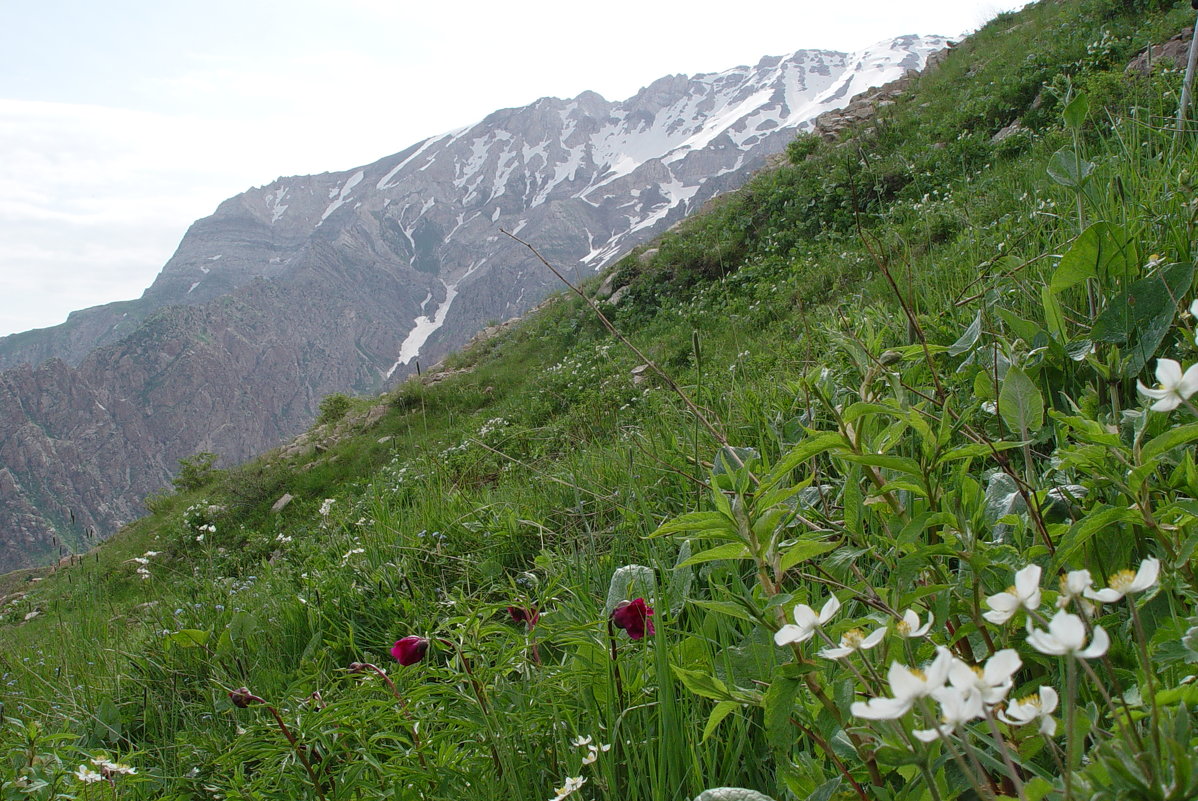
[0,0,1029,337]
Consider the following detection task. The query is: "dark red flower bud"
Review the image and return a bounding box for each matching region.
[507,606,539,629]
[229,687,257,708]
[611,598,655,640]
[390,636,429,666]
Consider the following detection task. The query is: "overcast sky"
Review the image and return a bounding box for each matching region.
[0,0,1030,337]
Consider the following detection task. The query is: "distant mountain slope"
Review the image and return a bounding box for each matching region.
[0,35,949,572]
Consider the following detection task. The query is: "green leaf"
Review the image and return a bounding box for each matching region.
[1023,778,1055,801]
[770,432,849,479]
[672,665,732,701]
[1062,93,1089,130]
[1142,422,1198,464]
[778,540,838,572]
[167,629,211,649]
[650,511,735,538]
[996,307,1043,343]
[948,311,983,356]
[1047,148,1094,188]
[936,441,1023,465]
[838,452,924,478]
[1042,284,1067,342]
[680,542,754,567]
[693,600,757,623]
[1091,261,1194,376]
[1051,222,1134,294]
[763,674,803,751]
[998,366,1043,434]
[1052,505,1141,569]
[701,700,739,742]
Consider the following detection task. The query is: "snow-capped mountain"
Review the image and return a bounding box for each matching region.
[0,35,949,571]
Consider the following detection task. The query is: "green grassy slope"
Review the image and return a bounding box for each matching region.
[3,1,1198,799]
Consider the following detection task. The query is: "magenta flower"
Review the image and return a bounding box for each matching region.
[390,636,429,666]
[611,598,655,639]
[507,606,539,629]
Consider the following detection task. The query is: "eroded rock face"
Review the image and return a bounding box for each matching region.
[0,36,951,572]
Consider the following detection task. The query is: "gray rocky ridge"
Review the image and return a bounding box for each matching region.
[0,35,949,572]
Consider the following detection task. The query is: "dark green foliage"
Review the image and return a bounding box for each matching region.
[172,451,221,492]
[316,392,353,426]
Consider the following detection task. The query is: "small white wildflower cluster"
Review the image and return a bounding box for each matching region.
[183,503,220,542]
[549,775,586,801]
[126,550,160,580]
[773,594,933,659]
[571,734,611,765]
[74,755,137,783]
[319,498,335,518]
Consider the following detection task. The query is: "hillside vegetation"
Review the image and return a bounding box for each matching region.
[3,1,1198,799]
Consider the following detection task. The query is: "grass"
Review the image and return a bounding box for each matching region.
[3,1,1198,799]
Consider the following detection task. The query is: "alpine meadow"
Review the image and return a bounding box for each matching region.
[4,0,1198,800]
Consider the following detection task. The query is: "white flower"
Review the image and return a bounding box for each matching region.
[1056,569,1095,609]
[1026,610,1109,658]
[1189,297,1198,318]
[570,735,592,748]
[1137,359,1198,412]
[946,648,1021,706]
[999,686,1059,736]
[818,625,886,659]
[91,757,136,776]
[851,646,953,720]
[74,765,104,783]
[913,684,985,741]
[897,609,934,638]
[775,595,840,646]
[319,498,335,517]
[1084,557,1160,603]
[983,564,1042,624]
[550,775,586,801]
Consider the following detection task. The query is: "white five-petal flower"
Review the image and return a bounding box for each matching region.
[1056,569,1095,610]
[897,608,934,638]
[984,564,1042,624]
[913,684,985,742]
[1137,358,1198,412]
[946,648,1022,706]
[775,595,841,646]
[851,646,954,720]
[1026,610,1109,658]
[999,686,1059,736]
[818,626,887,660]
[1084,557,1160,603]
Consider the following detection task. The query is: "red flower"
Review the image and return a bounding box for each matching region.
[507,606,539,629]
[611,598,655,639]
[390,636,429,666]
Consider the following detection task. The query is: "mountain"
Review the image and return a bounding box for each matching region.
[0,34,949,572]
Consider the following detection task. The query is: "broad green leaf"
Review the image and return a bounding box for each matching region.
[763,673,803,751]
[838,452,924,478]
[680,542,754,567]
[1051,222,1134,294]
[998,366,1043,434]
[778,540,838,572]
[996,307,1043,344]
[693,600,757,623]
[701,700,739,742]
[1052,505,1141,569]
[167,629,211,649]
[1091,261,1194,376]
[650,511,735,538]
[769,432,848,480]
[1142,422,1198,464]
[1042,284,1067,342]
[1062,92,1089,129]
[695,789,776,801]
[948,311,983,356]
[672,665,731,701]
[1047,148,1094,188]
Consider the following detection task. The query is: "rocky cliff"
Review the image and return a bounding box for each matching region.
[0,35,949,572]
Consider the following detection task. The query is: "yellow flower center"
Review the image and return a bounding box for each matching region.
[910,668,927,682]
[1005,585,1018,595]
[1108,569,1137,593]
[970,665,984,680]
[1016,694,1042,711]
[842,628,864,648]
[897,619,912,636]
